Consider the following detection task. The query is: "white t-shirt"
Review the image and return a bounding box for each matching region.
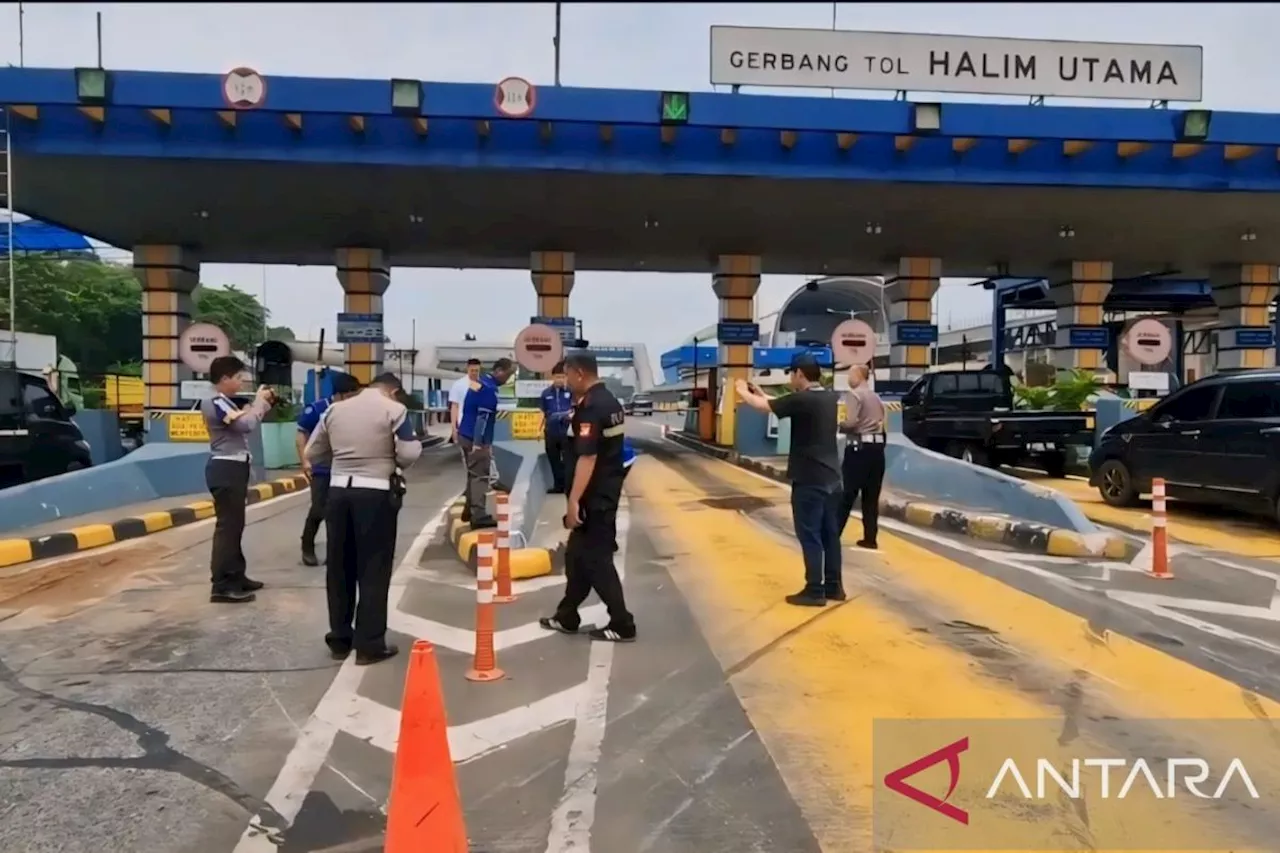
[448,376,473,424]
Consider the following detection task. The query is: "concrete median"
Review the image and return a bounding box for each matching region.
[446,440,561,578]
[667,430,1129,559]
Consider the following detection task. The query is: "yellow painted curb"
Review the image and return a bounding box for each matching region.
[510,547,553,579]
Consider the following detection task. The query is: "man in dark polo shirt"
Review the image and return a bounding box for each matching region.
[735,354,844,607]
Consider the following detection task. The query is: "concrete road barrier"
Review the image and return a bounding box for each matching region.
[448,440,557,578]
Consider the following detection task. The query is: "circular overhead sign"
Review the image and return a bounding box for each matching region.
[514,323,564,373]
[1123,318,1173,366]
[223,67,267,110]
[494,76,536,118]
[831,318,877,366]
[179,323,232,373]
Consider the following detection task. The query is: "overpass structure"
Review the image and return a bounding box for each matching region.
[5,58,1280,448]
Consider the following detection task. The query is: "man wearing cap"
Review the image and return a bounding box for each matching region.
[295,371,362,567]
[838,364,887,550]
[304,372,421,666]
[457,357,517,530]
[735,354,844,608]
[539,361,574,494]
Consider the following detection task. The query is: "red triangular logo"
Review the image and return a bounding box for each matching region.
[883,736,970,825]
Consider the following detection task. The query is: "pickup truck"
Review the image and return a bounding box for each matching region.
[899,370,1094,477]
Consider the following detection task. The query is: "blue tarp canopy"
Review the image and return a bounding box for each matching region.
[0,219,92,256]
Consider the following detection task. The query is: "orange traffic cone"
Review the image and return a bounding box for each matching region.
[384,640,468,853]
[466,531,506,682]
[494,493,517,603]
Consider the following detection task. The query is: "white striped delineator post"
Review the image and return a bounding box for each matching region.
[1148,477,1172,579]
[465,531,506,682]
[493,493,517,603]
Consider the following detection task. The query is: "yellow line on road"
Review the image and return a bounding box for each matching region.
[628,456,1245,852]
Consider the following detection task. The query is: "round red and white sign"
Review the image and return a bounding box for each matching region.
[514,323,564,373]
[494,77,536,118]
[830,318,877,366]
[223,67,267,110]
[179,322,232,373]
[1123,318,1173,366]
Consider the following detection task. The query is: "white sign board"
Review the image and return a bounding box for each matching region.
[495,77,537,118]
[223,67,267,109]
[709,27,1203,102]
[831,318,877,366]
[1128,371,1170,393]
[1123,318,1174,366]
[514,379,551,398]
[180,380,217,400]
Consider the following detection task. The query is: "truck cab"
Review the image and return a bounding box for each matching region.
[0,369,93,489]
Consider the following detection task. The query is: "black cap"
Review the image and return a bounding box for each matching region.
[789,353,820,371]
[330,372,361,395]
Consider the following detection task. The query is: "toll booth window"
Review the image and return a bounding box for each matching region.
[21,380,63,419]
[1150,385,1218,423]
[1215,380,1280,420]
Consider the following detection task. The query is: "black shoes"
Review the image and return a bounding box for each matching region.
[327,641,351,661]
[355,645,399,666]
[539,616,580,634]
[825,588,847,602]
[856,539,878,550]
[588,625,637,643]
[301,546,320,567]
[210,588,255,604]
[785,589,827,607]
[470,517,498,530]
[241,577,264,592]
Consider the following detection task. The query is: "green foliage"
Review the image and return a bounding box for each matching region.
[266,325,296,341]
[0,256,294,373]
[1012,369,1103,412]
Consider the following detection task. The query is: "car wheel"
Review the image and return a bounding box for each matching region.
[950,441,990,467]
[1097,459,1138,507]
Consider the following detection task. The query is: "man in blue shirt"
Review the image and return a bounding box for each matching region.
[296,371,362,566]
[539,361,574,494]
[458,357,516,530]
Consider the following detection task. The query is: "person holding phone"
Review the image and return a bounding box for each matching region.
[202,356,274,604]
[735,355,843,607]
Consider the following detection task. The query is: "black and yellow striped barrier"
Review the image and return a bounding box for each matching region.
[0,474,310,569]
[444,494,557,579]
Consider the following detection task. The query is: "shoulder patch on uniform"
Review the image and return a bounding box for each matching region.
[302,405,314,416]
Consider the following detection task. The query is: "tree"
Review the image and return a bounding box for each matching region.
[1,256,274,371]
[266,325,296,341]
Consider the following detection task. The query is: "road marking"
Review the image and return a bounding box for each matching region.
[543,498,629,853]
[388,604,608,652]
[232,493,458,853]
[452,683,583,764]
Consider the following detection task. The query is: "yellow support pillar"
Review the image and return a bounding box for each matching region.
[531,251,575,319]
[886,257,941,380]
[1212,264,1278,371]
[713,255,761,448]
[335,248,390,385]
[134,245,199,410]
[1049,261,1113,372]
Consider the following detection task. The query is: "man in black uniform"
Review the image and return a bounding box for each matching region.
[539,351,637,642]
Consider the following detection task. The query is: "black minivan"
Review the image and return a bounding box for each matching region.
[0,370,93,489]
[1089,369,1280,521]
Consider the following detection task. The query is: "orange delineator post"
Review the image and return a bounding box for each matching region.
[384,640,468,853]
[465,531,506,682]
[1149,477,1171,579]
[494,493,517,603]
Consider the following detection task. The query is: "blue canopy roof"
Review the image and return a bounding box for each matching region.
[0,219,92,256]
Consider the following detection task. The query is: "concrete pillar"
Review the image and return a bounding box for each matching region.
[1212,264,1278,371]
[335,248,389,385]
[713,254,760,447]
[886,257,941,380]
[531,251,574,319]
[134,245,198,410]
[1049,261,1113,372]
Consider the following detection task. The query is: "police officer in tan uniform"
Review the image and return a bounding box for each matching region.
[838,364,887,549]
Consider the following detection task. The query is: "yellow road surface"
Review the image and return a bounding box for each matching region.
[628,450,1279,853]
[1024,473,1280,558]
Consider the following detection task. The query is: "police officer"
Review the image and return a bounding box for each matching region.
[295,371,362,566]
[457,357,516,530]
[539,351,637,643]
[838,364,888,550]
[305,372,421,665]
[540,361,574,494]
[202,355,275,604]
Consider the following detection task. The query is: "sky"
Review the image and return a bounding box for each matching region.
[3,2,1275,373]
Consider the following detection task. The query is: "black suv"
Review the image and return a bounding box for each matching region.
[1,370,93,488]
[1089,369,1280,521]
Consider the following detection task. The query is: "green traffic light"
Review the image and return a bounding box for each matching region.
[661,92,689,124]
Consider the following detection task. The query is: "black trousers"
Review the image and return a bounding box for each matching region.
[545,433,568,490]
[301,472,331,550]
[324,486,398,653]
[554,497,634,631]
[206,458,250,593]
[838,443,887,544]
